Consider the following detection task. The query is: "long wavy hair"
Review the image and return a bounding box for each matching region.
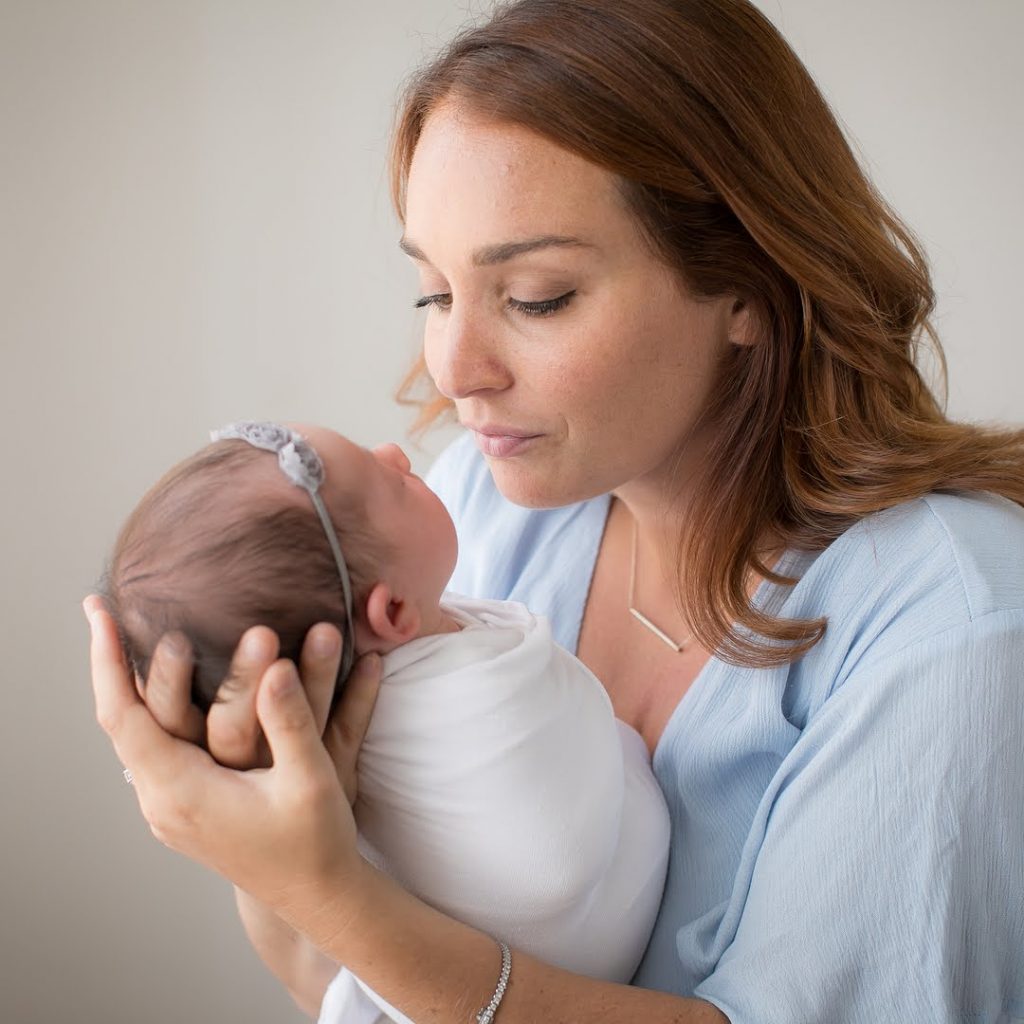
[388,0,1024,667]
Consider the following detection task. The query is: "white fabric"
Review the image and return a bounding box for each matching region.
[318,593,670,1024]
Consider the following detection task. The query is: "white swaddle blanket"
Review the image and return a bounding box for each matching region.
[318,594,670,1024]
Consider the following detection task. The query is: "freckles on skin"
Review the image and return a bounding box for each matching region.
[494,297,719,506]
[405,102,739,509]
[406,102,623,274]
[553,271,725,454]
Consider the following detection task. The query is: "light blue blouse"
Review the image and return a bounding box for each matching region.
[426,431,1024,1024]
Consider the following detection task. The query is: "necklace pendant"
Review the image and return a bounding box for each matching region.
[629,607,685,652]
[627,514,690,654]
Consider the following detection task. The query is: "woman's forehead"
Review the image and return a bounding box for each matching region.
[405,104,627,243]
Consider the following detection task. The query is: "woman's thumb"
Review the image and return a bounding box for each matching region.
[256,659,326,778]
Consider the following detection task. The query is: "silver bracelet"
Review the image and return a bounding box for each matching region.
[475,941,512,1024]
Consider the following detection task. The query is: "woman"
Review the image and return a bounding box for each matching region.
[86,0,1024,1021]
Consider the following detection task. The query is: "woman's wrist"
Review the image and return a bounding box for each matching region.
[268,851,378,958]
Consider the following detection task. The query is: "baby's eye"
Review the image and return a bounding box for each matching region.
[412,290,576,317]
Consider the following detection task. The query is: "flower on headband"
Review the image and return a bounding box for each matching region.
[210,420,325,491]
[279,438,324,489]
[243,422,292,451]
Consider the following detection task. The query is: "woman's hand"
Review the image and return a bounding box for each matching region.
[105,603,343,770]
[85,596,383,927]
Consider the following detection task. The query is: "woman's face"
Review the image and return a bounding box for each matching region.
[402,101,749,509]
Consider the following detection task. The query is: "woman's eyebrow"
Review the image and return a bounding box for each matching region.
[398,234,596,267]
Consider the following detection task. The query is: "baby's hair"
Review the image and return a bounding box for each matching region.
[100,441,391,711]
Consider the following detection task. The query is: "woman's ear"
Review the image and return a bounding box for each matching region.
[727,295,765,348]
[363,581,421,651]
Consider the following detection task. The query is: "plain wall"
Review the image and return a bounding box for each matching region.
[1,1,1020,1021]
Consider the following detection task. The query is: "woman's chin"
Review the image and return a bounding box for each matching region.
[487,462,598,510]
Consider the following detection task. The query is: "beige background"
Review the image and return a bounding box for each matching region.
[1,1,1020,1021]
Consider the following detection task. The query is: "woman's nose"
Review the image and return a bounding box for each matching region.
[426,312,511,400]
[372,443,411,474]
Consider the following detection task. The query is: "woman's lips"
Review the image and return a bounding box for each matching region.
[472,431,542,458]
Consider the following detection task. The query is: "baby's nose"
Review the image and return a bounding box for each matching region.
[373,443,411,475]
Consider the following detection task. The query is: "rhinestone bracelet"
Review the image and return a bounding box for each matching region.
[475,941,512,1024]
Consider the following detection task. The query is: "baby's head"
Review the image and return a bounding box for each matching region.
[102,422,458,711]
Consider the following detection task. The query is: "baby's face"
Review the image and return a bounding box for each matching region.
[288,423,458,605]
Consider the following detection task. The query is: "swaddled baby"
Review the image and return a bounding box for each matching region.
[103,421,670,1024]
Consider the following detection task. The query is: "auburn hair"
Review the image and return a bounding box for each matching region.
[388,0,1024,667]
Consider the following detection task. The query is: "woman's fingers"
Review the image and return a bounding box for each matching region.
[207,625,279,769]
[144,631,205,746]
[86,597,143,758]
[298,623,344,737]
[85,598,151,767]
[85,598,198,791]
[323,653,382,805]
[256,660,333,783]
[208,624,341,769]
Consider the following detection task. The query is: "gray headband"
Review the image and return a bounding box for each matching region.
[209,421,356,687]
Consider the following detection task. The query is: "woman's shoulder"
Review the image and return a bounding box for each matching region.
[796,488,1024,626]
[914,490,1024,616]
[778,489,1024,727]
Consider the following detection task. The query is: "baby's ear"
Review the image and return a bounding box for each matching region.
[363,581,421,650]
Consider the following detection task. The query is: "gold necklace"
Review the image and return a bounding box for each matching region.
[627,517,692,652]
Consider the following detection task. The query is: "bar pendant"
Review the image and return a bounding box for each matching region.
[629,607,684,651]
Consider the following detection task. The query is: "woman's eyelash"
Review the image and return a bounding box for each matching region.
[413,290,576,317]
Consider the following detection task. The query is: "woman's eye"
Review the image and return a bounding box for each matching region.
[413,290,576,317]
[509,290,576,317]
[413,292,452,311]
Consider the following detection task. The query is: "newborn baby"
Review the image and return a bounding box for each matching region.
[103,421,670,1024]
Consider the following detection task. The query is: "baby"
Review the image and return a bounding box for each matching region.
[103,421,670,1024]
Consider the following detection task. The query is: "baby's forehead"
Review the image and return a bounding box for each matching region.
[289,424,374,490]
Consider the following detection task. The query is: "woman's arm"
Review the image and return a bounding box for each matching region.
[234,887,338,1018]
[319,860,728,1024]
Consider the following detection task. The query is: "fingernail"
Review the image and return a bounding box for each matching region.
[241,629,267,661]
[310,627,339,658]
[272,662,299,697]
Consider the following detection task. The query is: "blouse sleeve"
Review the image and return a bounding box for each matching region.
[695,609,1024,1024]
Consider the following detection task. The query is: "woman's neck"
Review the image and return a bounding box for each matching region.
[611,475,689,592]
[611,474,784,616]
